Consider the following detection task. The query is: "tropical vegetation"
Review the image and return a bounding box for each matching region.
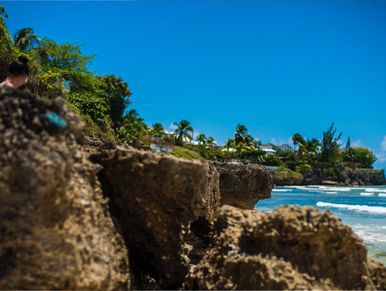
[0,4,378,175]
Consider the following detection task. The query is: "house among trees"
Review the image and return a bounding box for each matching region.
[260,143,277,155]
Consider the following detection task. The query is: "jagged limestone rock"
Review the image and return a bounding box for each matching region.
[187,205,384,290]
[0,89,129,289]
[213,161,272,209]
[94,146,207,288]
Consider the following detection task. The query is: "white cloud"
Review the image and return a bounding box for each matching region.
[270,137,292,146]
[168,123,177,131]
[382,136,386,152]
[193,130,200,139]
[351,139,363,148]
[376,152,386,163]
[375,136,386,164]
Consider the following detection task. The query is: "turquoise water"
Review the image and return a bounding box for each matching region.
[255,185,386,265]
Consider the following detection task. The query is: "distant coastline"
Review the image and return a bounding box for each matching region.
[270,167,386,186]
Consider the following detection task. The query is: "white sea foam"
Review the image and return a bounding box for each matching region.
[316,202,386,214]
[272,189,291,192]
[287,185,352,193]
[318,187,352,192]
[360,192,375,196]
[379,194,386,197]
[364,188,386,193]
[324,191,338,195]
[353,224,386,244]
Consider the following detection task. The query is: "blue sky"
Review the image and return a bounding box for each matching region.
[3,0,386,169]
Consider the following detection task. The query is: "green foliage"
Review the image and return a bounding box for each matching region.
[102,75,132,126]
[320,123,342,167]
[292,133,306,148]
[0,6,379,175]
[343,147,376,168]
[170,146,201,160]
[263,154,283,166]
[296,163,312,173]
[292,133,320,166]
[173,120,193,146]
[274,167,303,179]
[115,111,149,147]
[0,4,13,51]
[223,124,260,159]
[14,27,40,52]
[67,103,115,142]
[234,124,258,148]
[150,123,166,139]
[37,39,92,77]
[70,74,131,127]
[196,133,207,146]
[67,92,110,127]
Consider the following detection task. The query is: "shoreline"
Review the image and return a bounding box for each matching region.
[260,185,386,267]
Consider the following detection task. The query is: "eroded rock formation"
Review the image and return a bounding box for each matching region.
[1,89,385,290]
[93,146,208,288]
[186,205,386,290]
[0,89,129,289]
[213,161,272,209]
[273,167,385,186]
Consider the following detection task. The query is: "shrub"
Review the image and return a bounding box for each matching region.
[67,92,110,127]
[343,147,376,168]
[170,146,201,160]
[296,163,312,173]
[262,154,283,166]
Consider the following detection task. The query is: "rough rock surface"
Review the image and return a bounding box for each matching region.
[187,205,384,290]
[94,147,207,288]
[368,258,386,290]
[199,162,221,220]
[273,167,385,186]
[340,168,385,185]
[0,89,129,289]
[213,161,272,209]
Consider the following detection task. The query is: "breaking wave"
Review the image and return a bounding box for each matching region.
[316,202,386,214]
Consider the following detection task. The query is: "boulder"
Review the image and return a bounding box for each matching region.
[94,147,207,288]
[213,161,272,209]
[187,205,384,290]
[0,89,129,289]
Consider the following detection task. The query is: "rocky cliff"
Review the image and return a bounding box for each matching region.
[0,89,129,289]
[1,89,385,290]
[273,167,385,186]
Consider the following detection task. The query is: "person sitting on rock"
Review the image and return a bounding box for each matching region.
[0,56,30,89]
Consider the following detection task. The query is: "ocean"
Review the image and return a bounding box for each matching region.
[255,185,386,265]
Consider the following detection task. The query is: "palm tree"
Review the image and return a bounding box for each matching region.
[235,124,248,144]
[126,109,143,122]
[196,134,207,146]
[0,4,13,51]
[13,27,41,52]
[292,133,306,148]
[234,124,257,149]
[173,120,193,146]
[207,137,216,147]
[225,138,236,152]
[151,123,165,139]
